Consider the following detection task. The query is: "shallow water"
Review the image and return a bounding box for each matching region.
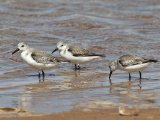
[0,0,160,115]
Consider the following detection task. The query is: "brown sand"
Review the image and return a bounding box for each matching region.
[1,108,160,120]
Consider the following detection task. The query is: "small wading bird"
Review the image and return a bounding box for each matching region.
[52,41,105,70]
[109,54,157,81]
[12,42,69,82]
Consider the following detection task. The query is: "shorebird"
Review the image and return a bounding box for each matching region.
[12,42,68,82]
[52,41,105,70]
[109,54,157,80]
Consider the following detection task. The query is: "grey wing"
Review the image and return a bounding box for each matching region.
[118,55,145,67]
[68,45,102,57]
[68,45,91,56]
[31,51,59,64]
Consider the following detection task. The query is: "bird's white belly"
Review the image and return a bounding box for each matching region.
[61,52,100,64]
[123,63,150,72]
[21,51,56,70]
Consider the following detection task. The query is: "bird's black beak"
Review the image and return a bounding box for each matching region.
[109,66,112,79]
[12,48,20,55]
[109,70,112,79]
[52,48,58,54]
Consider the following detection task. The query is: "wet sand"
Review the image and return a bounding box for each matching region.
[1,108,160,120]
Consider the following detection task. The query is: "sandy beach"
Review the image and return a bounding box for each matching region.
[0,108,160,120]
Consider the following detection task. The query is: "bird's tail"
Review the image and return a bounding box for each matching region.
[93,54,106,58]
[146,59,158,63]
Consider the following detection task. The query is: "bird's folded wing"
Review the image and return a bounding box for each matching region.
[31,51,58,64]
[68,45,103,57]
[68,45,90,56]
[118,55,145,67]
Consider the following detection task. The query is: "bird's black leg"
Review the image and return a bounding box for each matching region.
[139,71,142,79]
[75,64,77,70]
[42,70,45,82]
[38,71,41,82]
[129,73,131,81]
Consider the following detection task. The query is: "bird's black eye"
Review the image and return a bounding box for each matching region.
[21,45,24,47]
[61,45,63,47]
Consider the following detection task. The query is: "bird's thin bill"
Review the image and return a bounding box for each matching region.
[109,71,112,79]
[12,48,20,55]
[52,48,58,54]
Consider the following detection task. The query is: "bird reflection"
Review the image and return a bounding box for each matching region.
[109,78,142,94]
[74,69,80,77]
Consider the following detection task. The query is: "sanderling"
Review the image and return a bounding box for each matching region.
[52,41,105,70]
[12,42,68,82]
[109,54,157,80]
